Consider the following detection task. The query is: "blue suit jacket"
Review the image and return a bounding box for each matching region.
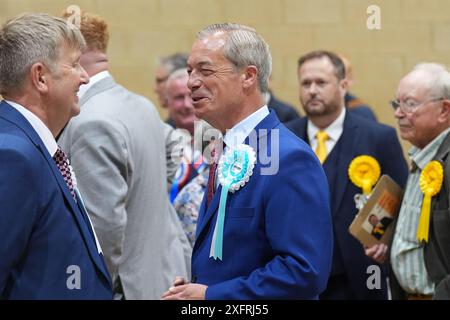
[0,101,112,299]
[192,111,333,299]
[286,111,408,299]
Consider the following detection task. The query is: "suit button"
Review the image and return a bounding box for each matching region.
[191,275,197,283]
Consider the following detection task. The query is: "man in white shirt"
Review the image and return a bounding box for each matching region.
[0,12,112,299]
[163,23,333,300]
[287,50,408,299]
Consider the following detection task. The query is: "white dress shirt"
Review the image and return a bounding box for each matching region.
[5,100,57,156]
[307,107,346,155]
[223,105,270,150]
[213,105,269,188]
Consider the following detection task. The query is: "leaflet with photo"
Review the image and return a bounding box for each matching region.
[349,174,403,247]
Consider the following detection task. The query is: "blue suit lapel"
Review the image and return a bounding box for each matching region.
[0,101,111,284]
[332,112,359,214]
[194,184,222,252]
[193,110,280,249]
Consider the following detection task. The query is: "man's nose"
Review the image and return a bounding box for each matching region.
[308,83,319,94]
[80,65,89,85]
[188,72,201,91]
[394,105,404,118]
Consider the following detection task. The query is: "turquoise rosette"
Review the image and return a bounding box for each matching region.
[209,144,256,260]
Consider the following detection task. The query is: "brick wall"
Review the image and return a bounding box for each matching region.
[2,0,450,152]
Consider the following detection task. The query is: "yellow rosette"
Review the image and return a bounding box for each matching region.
[417,160,443,243]
[348,155,381,195]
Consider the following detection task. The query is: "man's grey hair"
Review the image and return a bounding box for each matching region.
[0,12,86,95]
[165,68,188,98]
[159,52,189,74]
[412,63,450,99]
[197,23,272,93]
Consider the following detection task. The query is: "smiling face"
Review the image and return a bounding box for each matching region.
[166,73,198,134]
[46,42,89,134]
[187,32,244,132]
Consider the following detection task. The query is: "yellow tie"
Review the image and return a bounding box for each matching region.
[315,131,329,164]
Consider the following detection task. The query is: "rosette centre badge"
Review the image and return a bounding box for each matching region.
[209,144,256,260]
[348,155,381,209]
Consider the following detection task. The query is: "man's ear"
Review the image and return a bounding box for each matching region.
[30,62,50,94]
[438,99,450,123]
[242,65,258,89]
[339,78,348,98]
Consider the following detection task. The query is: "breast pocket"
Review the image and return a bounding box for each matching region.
[396,203,421,243]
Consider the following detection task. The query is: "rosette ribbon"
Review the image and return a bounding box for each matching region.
[417,160,443,243]
[209,144,256,260]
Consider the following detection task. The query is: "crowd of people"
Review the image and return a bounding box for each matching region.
[1,10,450,300]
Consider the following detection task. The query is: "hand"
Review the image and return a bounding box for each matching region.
[365,243,388,264]
[161,283,207,300]
[172,276,187,287]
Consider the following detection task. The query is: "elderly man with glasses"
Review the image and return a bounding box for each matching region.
[367,63,450,300]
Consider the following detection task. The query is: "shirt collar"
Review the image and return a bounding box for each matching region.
[223,106,269,148]
[77,70,110,100]
[5,100,58,157]
[409,127,450,170]
[307,107,346,142]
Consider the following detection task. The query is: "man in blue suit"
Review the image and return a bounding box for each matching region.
[0,13,112,299]
[286,50,408,299]
[162,23,333,300]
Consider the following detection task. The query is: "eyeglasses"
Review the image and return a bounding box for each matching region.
[390,97,445,114]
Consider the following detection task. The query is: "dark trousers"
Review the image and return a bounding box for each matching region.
[320,273,357,300]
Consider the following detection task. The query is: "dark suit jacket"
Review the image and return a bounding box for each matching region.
[287,111,408,299]
[425,132,450,299]
[0,101,112,299]
[345,92,377,121]
[268,93,301,123]
[192,111,333,299]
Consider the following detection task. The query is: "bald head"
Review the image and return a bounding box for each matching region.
[399,63,450,99]
[394,63,450,148]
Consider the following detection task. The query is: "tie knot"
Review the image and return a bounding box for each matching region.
[316,130,329,142]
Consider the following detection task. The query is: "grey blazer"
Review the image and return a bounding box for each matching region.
[59,75,191,299]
